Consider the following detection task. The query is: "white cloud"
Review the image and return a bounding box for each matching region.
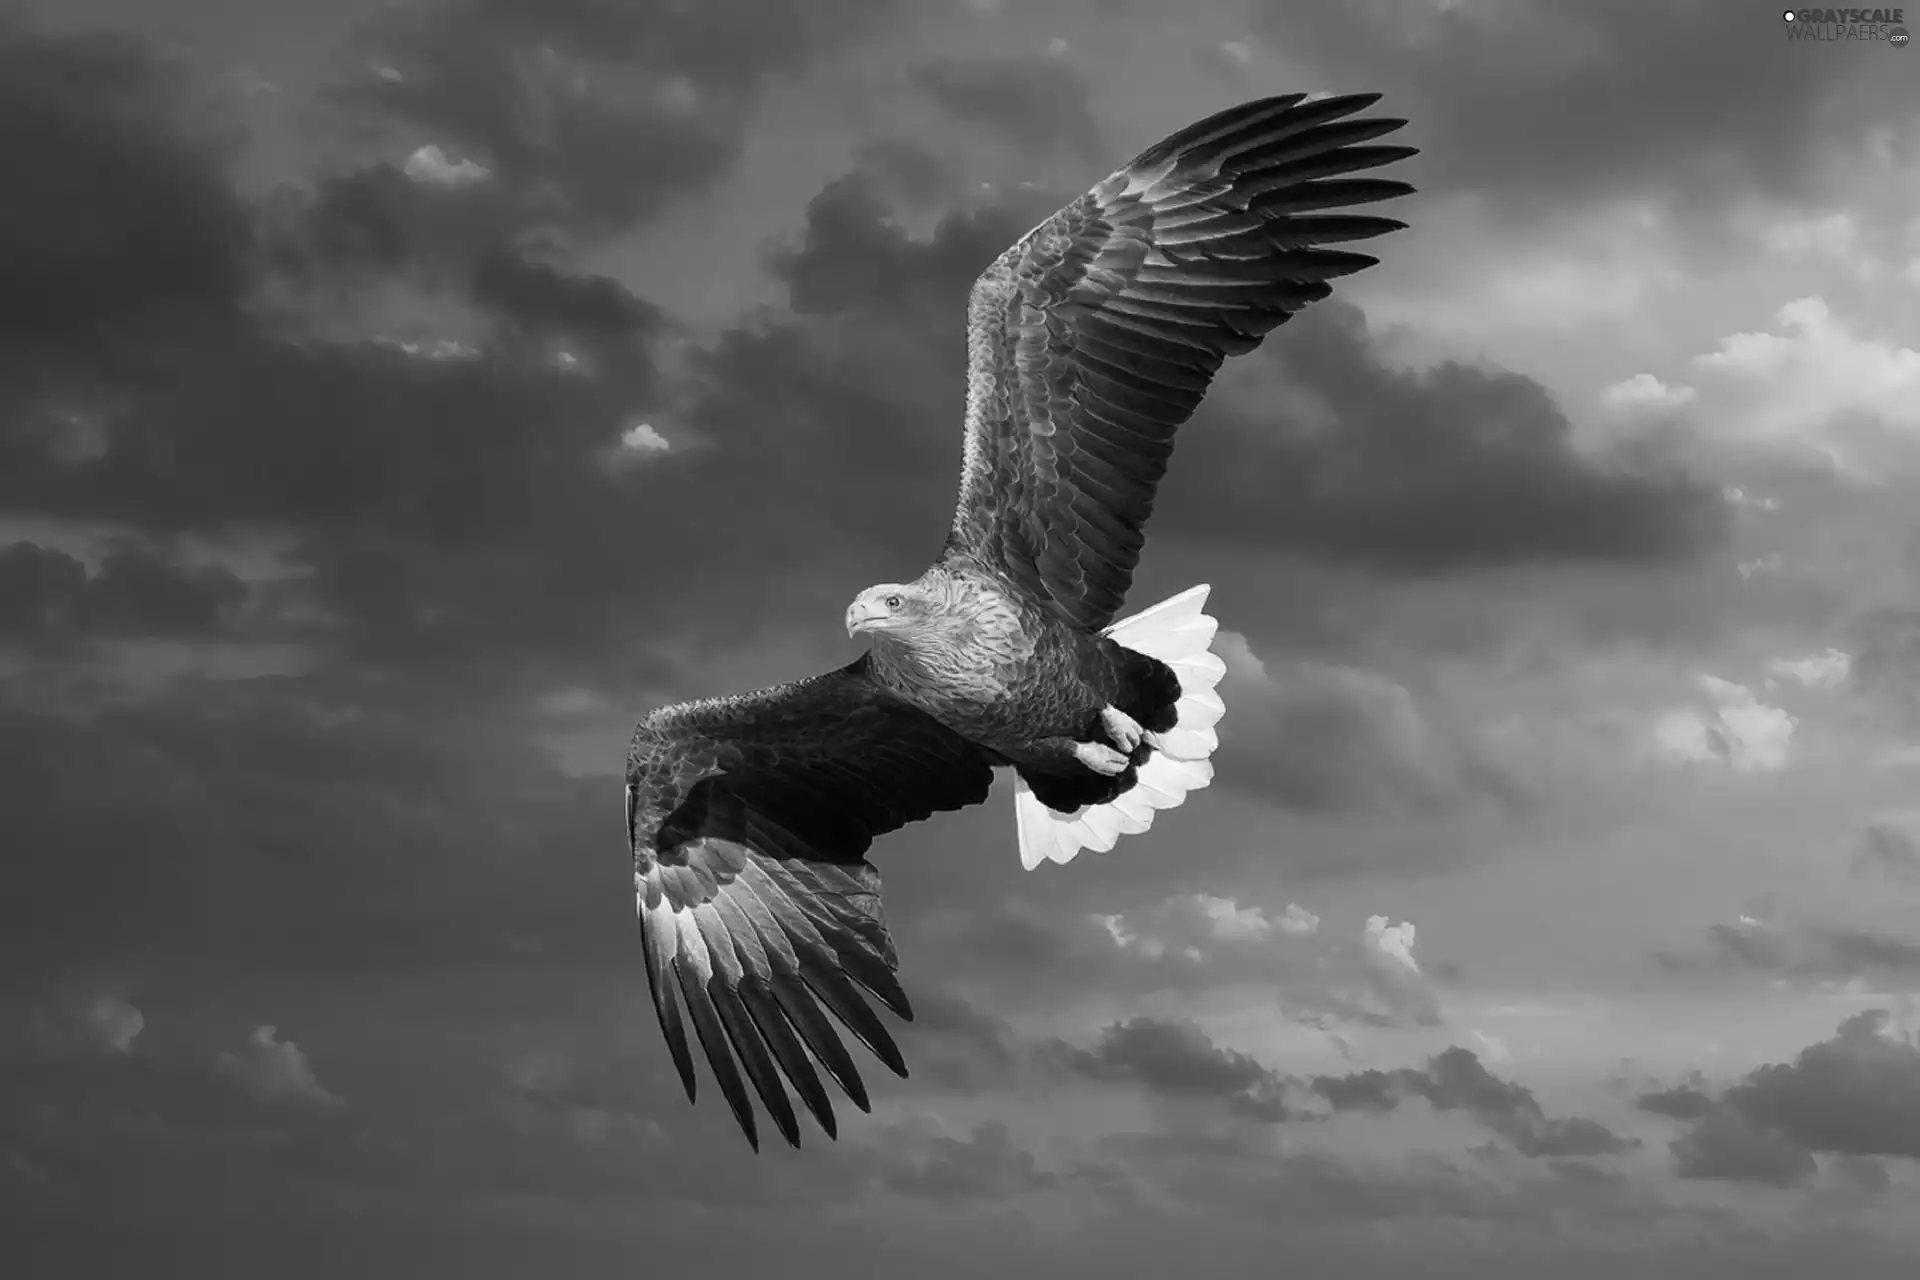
[402,144,491,186]
[1218,40,1256,64]
[1471,1028,1513,1064]
[597,422,673,475]
[1721,485,1781,511]
[217,1025,345,1109]
[79,994,144,1054]
[381,337,480,361]
[1365,915,1422,975]
[1766,649,1852,691]
[1602,372,1696,413]
[619,422,669,453]
[1687,296,1920,473]
[1280,904,1321,937]
[1751,210,1879,280]
[1651,676,1796,773]
[1187,894,1274,943]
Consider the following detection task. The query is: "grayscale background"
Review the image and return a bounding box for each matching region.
[3,0,1919,1274]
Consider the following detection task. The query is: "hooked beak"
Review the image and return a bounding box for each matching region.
[846,599,888,637]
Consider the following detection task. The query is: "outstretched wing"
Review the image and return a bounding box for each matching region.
[948,93,1417,630]
[626,656,996,1151]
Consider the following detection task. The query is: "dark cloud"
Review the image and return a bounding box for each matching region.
[1215,635,1518,814]
[336,0,903,232]
[1656,918,1920,984]
[1831,1153,1893,1195]
[1050,1017,1294,1120]
[910,54,1105,160]
[1636,1081,1718,1123]
[1311,1046,1636,1159]
[1724,1011,1920,1160]
[1670,1106,1819,1188]
[1047,1018,1631,1157]
[0,23,249,361]
[1157,300,1726,572]
[1649,1011,1920,1187]
[1856,817,1920,884]
[0,682,614,981]
[895,987,1023,1090]
[0,541,244,640]
[873,1119,1057,1202]
[0,21,696,681]
[1250,1,1919,224]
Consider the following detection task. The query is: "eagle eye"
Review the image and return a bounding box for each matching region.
[885,594,903,609]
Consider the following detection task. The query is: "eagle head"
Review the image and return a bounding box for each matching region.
[846,583,932,638]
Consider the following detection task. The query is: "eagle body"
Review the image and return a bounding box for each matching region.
[623,92,1418,1151]
[859,557,1183,810]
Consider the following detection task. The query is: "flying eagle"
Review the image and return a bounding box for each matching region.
[627,92,1415,1150]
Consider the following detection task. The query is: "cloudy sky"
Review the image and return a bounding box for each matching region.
[5,0,1920,1273]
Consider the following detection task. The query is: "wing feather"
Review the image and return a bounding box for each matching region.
[948,92,1416,628]
[627,656,995,1150]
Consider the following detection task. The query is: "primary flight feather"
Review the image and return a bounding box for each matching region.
[627,92,1416,1150]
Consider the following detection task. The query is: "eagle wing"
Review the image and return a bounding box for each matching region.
[626,656,996,1151]
[947,93,1417,630]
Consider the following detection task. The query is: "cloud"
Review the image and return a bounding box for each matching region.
[0,684,612,979]
[337,0,903,231]
[1857,813,1920,884]
[1310,1045,1635,1159]
[1766,648,1852,690]
[401,144,491,186]
[1636,1080,1718,1123]
[0,541,245,641]
[1059,893,1445,1031]
[1649,1011,1920,1186]
[1676,297,1920,475]
[215,1025,346,1109]
[1249,1,1917,222]
[1657,914,1920,985]
[872,1118,1057,1203]
[910,54,1105,160]
[1156,300,1724,573]
[20,991,147,1059]
[1670,1105,1819,1188]
[1051,1016,1293,1121]
[1286,913,1445,1030]
[1648,675,1795,773]
[1602,373,1697,414]
[1214,630,1515,813]
[0,28,251,369]
[1723,1010,1920,1159]
[77,995,146,1055]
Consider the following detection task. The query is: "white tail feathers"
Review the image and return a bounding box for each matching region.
[1014,584,1226,871]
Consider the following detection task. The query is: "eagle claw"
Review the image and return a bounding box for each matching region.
[1100,705,1146,754]
[1073,740,1129,775]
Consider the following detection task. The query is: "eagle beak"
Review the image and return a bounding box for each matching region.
[846,599,886,637]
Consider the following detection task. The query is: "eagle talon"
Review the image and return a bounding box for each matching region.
[1073,741,1130,775]
[1099,705,1145,754]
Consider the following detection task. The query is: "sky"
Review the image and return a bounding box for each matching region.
[3,0,1920,1274]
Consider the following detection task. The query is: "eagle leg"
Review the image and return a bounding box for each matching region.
[1072,741,1129,775]
[1099,705,1149,754]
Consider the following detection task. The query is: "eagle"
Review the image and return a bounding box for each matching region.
[626,92,1415,1150]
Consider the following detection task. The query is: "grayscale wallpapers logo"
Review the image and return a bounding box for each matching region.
[1782,8,1910,45]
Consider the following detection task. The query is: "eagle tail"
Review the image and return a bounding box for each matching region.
[1013,585,1225,870]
